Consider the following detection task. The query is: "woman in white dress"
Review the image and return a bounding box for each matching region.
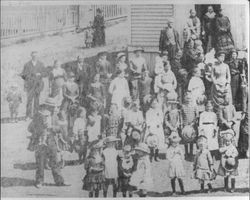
[109,70,131,111]
[145,98,165,152]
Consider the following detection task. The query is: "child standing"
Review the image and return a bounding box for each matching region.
[193,135,214,193]
[102,136,120,197]
[181,94,199,159]
[118,145,135,197]
[129,143,153,197]
[166,132,185,195]
[84,21,94,48]
[217,129,239,193]
[73,107,87,163]
[82,140,105,197]
[86,105,102,144]
[88,73,106,115]
[188,67,206,114]
[6,83,22,122]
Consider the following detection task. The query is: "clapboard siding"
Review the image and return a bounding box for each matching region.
[131,4,174,48]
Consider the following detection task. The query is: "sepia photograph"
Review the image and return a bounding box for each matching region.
[1,0,249,198]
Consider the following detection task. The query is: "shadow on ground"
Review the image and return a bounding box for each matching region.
[148,187,250,197]
[1,177,35,187]
[14,162,36,170]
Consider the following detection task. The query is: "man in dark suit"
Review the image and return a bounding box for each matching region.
[63,55,91,107]
[21,51,48,119]
[159,18,180,62]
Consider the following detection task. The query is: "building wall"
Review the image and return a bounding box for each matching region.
[130,4,174,48]
[129,4,247,50]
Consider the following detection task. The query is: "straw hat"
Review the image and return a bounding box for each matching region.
[97,51,108,57]
[117,52,126,59]
[43,97,57,107]
[104,136,120,143]
[135,143,150,154]
[38,109,51,116]
[133,47,144,53]
[221,129,234,141]
[161,50,169,56]
[90,140,103,149]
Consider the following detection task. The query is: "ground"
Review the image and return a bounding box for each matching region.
[1,19,249,198]
[1,120,249,197]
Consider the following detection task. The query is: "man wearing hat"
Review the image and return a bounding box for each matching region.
[61,71,79,120]
[93,8,105,47]
[21,51,48,119]
[28,99,68,188]
[185,9,201,40]
[129,47,148,100]
[66,55,90,107]
[93,51,113,106]
[159,17,180,62]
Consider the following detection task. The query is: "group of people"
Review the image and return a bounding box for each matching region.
[5,5,247,197]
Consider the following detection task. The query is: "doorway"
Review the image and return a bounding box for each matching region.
[195,4,221,23]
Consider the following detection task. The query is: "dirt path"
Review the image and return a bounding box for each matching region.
[1,120,249,197]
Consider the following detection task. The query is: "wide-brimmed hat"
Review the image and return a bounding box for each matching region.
[43,97,57,107]
[221,129,234,141]
[223,157,238,171]
[197,135,208,144]
[97,51,108,57]
[135,143,150,154]
[38,109,51,116]
[161,50,169,56]
[90,140,104,149]
[230,49,238,55]
[104,136,120,143]
[133,47,144,53]
[175,50,182,59]
[216,50,227,57]
[117,52,126,59]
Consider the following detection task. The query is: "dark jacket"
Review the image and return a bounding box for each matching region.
[21,60,47,92]
[159,27,180,52]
